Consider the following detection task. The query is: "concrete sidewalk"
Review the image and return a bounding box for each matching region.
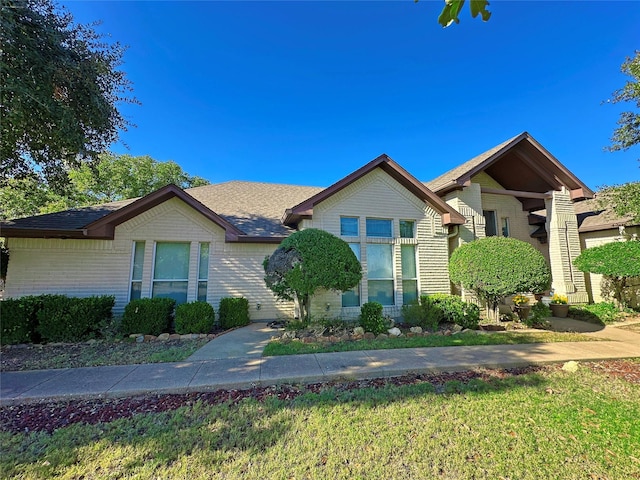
[2,321,640,406]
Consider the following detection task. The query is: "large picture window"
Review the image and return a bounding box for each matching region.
[367,243,394,305]
[129,241,145,300]
[152,242,190,304]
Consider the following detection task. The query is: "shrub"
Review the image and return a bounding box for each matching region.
[36,295,115,342]
[359,301,387,335]
[1,296,42,344]
[218,297,250,329]
[449,237,551,314]
[121,297,175,336]
[527,301,552,328]
[402,294,480,331]
[569,302,628,325]
[175,301,215,334]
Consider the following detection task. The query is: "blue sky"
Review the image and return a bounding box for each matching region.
[67,1,639,190]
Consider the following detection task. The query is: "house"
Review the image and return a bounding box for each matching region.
[1,132,627,319]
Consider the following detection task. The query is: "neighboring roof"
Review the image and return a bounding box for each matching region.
[426,132,594,211]
[283,154,466,227]
[574,198,637,233]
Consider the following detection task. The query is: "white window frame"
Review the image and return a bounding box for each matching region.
[151,241,190,304]
[129,241,145,301]
[197,242,210,302]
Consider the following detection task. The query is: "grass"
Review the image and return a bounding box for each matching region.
[263,331,600,356]
[1,365,639,479]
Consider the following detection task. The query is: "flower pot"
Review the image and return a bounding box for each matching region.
[550,303,569,318]
[513,305,531,322]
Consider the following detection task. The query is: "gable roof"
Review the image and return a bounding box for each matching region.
[283,154,466,227]
[426,132,594,211]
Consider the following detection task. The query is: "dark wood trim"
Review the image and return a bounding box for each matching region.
[481,187,552,200]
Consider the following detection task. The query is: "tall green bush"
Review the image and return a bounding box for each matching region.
[218,297,250,329]
[359,301,387,335]
[1,296,42,344]
[574,240,640,308]
[175,301,215,334]
[36,295,114,343]
[121,297,175,336]
[449,237,551,314]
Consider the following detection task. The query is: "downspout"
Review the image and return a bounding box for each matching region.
[447,225,460,239]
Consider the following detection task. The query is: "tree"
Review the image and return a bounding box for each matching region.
[432,0,491,28]
[449,237,551,316]
[596,181,640,225]
[0,153,210,220]
[1,0,135,192]
[607,51,640,156]
[574,240,640,308]
[263,229,362,322]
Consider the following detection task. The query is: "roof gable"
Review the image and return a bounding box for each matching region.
[426,132,594,211]
[283,154,466,226]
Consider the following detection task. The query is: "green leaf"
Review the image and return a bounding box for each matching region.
[470,0,491,21]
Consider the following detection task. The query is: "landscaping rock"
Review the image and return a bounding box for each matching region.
[388,327,402,337]
[410,326,423,334]
[562,361,580,372]
[364,332,376,340]
[135,335,144,343]
[340,334,351,342]
[451,324,463,333]
[353,327,365,336]
[144,335,156,342]
[376,333,388,340]
[302,337,315,344]
[157,333,170,341]
[169,334,181,340]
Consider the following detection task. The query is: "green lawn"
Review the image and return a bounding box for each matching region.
[263,330,600,356]
[1,365,639,479]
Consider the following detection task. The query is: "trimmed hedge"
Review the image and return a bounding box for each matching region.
[37,295,115,343]
[175,301,215,334]
[121,297,175,336]
[1,296,43,344]
[359,301,387,335]
[218,297,250,329]
[1,294,114,344]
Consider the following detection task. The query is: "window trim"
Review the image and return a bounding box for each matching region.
[197,242,210,302]
[129,240,145,301]
[401,244,418,305]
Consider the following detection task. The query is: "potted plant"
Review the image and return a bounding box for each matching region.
[549,294,569,318]
[512,294,531,322]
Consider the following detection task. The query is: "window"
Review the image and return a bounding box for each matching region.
[501,218,510,237]
[152,242,190,304]
[367,243,394,305]
[129,241,145,300]
[342,244,361,307]
[483,210,497,237]
[366,218,392,238]
[401,245,418,304]
[399,220,415,238]
[197,243,209,302]
[340,217,359,236]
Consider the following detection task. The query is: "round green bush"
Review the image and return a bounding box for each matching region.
[359,302,387,335]
[175,301,215,334]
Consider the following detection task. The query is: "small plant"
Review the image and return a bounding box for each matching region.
[512,294,530,306]
[550,294,568,305]
[359,302,387,335]
[569,302,629,325]
[526,301,552,328]
[121,297,175,336]
[175,301,215,334]
[218,297,250,329]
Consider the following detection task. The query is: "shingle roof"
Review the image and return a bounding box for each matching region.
[573,198,637,233]
[185,181,324,237]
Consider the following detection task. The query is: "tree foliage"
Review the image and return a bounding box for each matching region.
[596,181,640,225]
[607,50,640,155]
[263,229,362,322]
[0,153,209,220]
[449,237,551,312]
[0,0,135,191]
[574,240,640,308]
[433,0,491,28]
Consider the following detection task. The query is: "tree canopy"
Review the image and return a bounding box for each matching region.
[449,237,551,313]
[574,240,640,308]
[596,181,640,225]
[1,0,135,191]
[0,153,209,220]
[432,0,491,28]
[607,50,640,156]
[263,229,362,322]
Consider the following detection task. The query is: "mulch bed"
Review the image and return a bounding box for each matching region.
[2,360,638,434]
